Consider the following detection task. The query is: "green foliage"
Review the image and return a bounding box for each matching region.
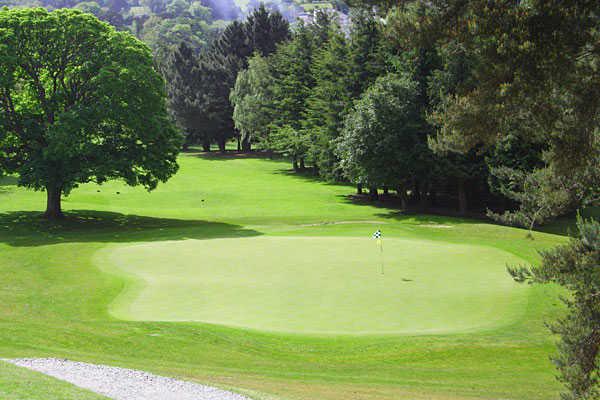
[509,217,600,399]
[337,73,424,189]
[0,8,181,217]
[264,20,322,164]
[303,25,352,177]
[230,53,274,148]
[171,5,289,152]
[427,0,600,207]
[165,42,211,148]
[3,0,227,67]
[488,168,573,235]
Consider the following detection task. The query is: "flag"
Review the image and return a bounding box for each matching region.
[373,229,383,251]
[372,229,384,274]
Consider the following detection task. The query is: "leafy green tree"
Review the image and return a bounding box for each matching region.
[337,74,424,200]
[509,217,600,399]
[487,167,573,236]
[0,8,181,218]
[140,14,211,67]
[307,9,334,47]
[230,53,273,151]
[271,125,312,172]
[262,21,319,168]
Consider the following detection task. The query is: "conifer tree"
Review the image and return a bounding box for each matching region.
[245,3,290,57]
[166,42,211,150]
[303,25,353,178]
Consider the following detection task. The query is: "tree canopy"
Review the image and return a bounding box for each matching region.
[0,8,181,218]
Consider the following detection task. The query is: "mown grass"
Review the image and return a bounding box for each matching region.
[0,153,569,399]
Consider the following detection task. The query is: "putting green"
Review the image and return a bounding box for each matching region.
[96,236,529,334]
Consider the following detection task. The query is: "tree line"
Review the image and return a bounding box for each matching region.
[165,4,290,152]
[170,3,597,226]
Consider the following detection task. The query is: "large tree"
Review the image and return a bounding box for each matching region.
[337,74,424,199]
[304,26,353,178]
[165,42,211,150]
[0,8,181,218]
[230,53,273,151]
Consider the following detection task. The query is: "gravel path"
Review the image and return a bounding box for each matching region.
[4,358,252,400]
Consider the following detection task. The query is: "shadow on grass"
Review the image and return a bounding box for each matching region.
[536,207,599,237]
[0,210,262,247]
[194,150,286,162]
[337,193,488,225]
[273,168,356,188]
[0,176,18,186]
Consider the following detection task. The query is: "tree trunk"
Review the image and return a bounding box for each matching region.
[397,187,408,209]
[383,186,389,195]
[44,185,63,219]
[369,187,379,201]
[357,183,363,195]
[299,158,305,170]
[241,136,251,152]
[237,136,241,152]
[458,178,468,215]
[292,158,299,171]
[218,138,226,153]
[418,183,430,210]
[202,140,211,152]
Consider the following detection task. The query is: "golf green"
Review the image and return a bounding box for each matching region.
[96,236,528,334]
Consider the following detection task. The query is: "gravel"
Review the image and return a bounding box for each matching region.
[4,358,252,400]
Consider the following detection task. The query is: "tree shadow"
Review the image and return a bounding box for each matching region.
[337,194,487,225]
[0,176,18,186]
[536,206,600,236]
[274,169,356,188]
[194,150,286,162]
[0,210,262,247]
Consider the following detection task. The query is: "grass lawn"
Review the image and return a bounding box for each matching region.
[0,152,568,399]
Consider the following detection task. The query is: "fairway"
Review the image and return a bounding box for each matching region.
[97,237,528,334]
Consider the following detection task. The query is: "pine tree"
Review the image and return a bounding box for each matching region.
[166,42,210,150]
[267,22,318,168]
[347,8,386,99]
[245,4,290,57]
[303,24,352,179]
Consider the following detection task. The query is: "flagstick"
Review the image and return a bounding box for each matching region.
[380,238,384,275]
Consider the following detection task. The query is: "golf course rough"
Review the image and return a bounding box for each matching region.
[96,236,528,334]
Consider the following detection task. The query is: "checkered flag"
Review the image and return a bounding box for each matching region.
[372,229,382,239]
